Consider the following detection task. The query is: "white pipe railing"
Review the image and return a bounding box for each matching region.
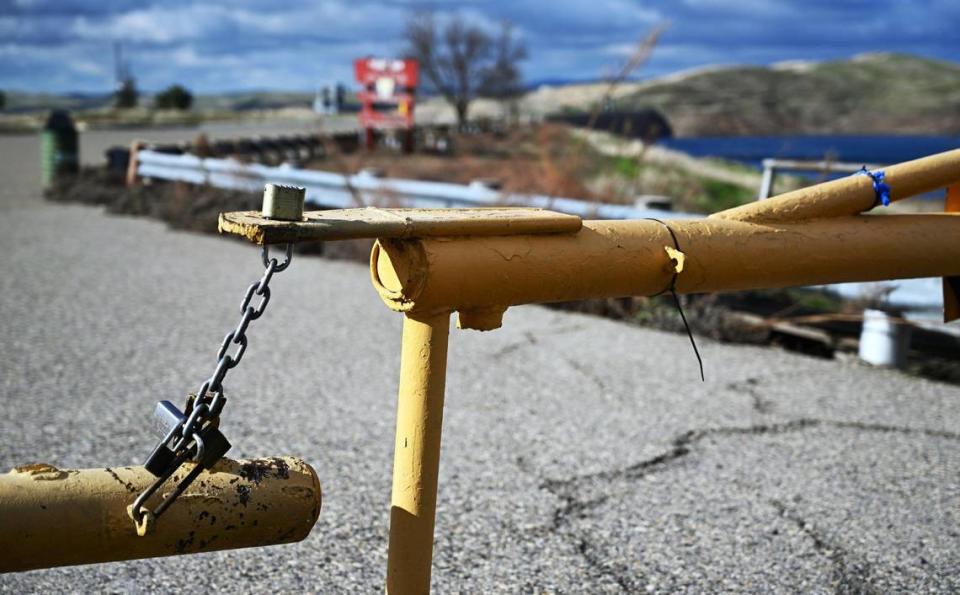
[135,150,698,220]
[758,158,883,199]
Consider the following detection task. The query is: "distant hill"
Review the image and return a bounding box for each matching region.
[7,53,958,137]
[192,91,315,111]
[1,90,352,113]
[3,91,111,113]
[613,53,960,136]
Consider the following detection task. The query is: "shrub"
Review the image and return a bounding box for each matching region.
[114,79,138,109]
[155,84,193,111]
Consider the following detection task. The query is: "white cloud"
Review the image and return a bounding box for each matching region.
[681,0,792,17]
[168,46,244,68]
[3,0,958,93]
[66,2,408,45]
[525,0,661,30]
[69,59,106,75]
[71,6,232,43]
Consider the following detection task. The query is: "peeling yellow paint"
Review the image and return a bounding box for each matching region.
[0,457,321,573]
[11,463,71,480]
[664,246,685,274]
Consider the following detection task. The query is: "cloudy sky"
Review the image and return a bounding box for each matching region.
[2,0,959,94]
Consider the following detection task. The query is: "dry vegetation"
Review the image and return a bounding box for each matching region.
[305,122,762,214]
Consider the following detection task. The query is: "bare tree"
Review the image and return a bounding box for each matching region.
[586,24,666,129]
[480,22,527,100]
[405,13,526,129]
[113,42,138,109]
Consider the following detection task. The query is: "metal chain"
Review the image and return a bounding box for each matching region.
[131,244,293,529]
[172,243,292,451]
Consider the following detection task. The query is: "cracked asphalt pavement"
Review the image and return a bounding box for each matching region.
[2,127,959,593]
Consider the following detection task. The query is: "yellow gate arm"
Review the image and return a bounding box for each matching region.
[0,457,321,573]
[370,214,960,326]
[715,148,960,222]
[218,147,960,594]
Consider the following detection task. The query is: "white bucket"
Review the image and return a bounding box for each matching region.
[858,309,912,368]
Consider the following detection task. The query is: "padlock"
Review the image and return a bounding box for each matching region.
[144,401,188,477]
[145,425,230,477]
[145,400,231,476]
[194,423,232,469]
[144,441,178,477]
[152,400,185,439]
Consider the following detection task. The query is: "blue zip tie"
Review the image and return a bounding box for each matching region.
[856,166,891,207]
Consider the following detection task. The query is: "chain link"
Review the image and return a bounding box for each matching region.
[132,244,293,527]
[172,243,292,451]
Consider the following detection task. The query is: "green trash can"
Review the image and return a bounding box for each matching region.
[40,109,79,189]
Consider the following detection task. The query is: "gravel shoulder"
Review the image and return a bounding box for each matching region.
[1,129,958,593]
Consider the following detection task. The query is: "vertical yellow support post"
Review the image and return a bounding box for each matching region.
[387,311,451,594]
[944,183,960,322]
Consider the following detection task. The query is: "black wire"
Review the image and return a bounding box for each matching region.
[644,218,705,382]
[669,288,705,382]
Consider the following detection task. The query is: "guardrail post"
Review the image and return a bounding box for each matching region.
[126,140,144,187]
[387,311,451,594]
[758,158,775,199]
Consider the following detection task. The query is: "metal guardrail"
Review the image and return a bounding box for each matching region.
[758,157,883,199]
[135,149,697,220]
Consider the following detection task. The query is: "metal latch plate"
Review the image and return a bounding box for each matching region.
[219,207,583,244]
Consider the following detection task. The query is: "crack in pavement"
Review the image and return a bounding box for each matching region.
[489,322,588,361]
[563,356,608,392]
[544,418,960,493]
[543,490,644,590]
[770,498,879,595]
[530,417,960,591]
[490,331,538,360]
[727,376,775,414]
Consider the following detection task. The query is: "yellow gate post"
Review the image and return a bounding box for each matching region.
[387,312,451,594]
[216,148,960,593]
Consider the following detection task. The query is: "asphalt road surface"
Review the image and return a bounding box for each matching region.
[1,125,959,593]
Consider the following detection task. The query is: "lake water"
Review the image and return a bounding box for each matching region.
[658,135,960,169]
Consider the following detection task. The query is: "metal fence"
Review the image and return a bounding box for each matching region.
[758,158,882,199]
[134,149,696,220]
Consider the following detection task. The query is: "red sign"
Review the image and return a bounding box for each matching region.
[354,58,419,88]
[354,57,418,131]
